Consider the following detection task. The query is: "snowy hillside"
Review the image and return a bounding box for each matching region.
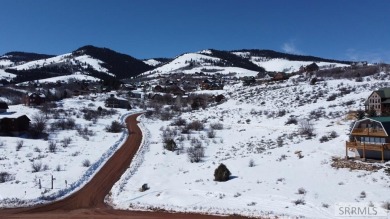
[10,53,71,70]
[9,53,114,77]
[142,49,353,78]
[0,95,139,207]
[231,51,350,73]
[16,73,100,85]
[109,74,390,218]
[142,52,258,77]
[250,58,349,73]
[0,59,14,68]
[0,69,16,81]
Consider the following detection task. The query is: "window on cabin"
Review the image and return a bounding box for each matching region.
[361,137,385,144]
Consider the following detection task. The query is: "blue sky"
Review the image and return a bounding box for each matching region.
[1,0,390,62]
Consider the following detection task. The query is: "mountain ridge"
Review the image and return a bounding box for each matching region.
[0,45,362,83]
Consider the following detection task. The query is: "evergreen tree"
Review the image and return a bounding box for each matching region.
[355,109,365,120]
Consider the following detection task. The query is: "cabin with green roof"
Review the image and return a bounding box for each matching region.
[346,117,390,161]
[365,88,390,116]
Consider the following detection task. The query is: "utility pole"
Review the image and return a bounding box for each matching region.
[51,175,56,189]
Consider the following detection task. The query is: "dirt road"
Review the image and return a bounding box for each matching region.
[0,114,247,219]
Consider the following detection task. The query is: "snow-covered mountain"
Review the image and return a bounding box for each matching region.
[143,49,353,77]
[1,46,356,83]
[0,51,55,68]
[1,45,153,83]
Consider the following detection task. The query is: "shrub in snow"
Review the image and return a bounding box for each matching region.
[355,109,365,120]
[187,146,205,163]
[82,159,91,167]
[298,119,315,137]
[29,113,48,138]
[310,77,317,85]
[163,138,177,151]
[297,187,307,195]
[277,109,287,117]
[207,129,216,138]
[329,131,339,139]
[187,120,204,131]
[105,121,124,133]
[214,163,231,182]
[55,164,61,172]
[48,141,57,153]
[160,110,173,121]
[16,140,24,151]
[285,117,298,125]
[293,198,306,205]
[0,172,14,183]
[248,159,255,167]
[319,135,329,143]
[51,118,76,130]
[171,117,187,126]
[326,93,337,101]
[190,137,202,148]
[139,183,149,192]
[210,122,223,130]
[32,161,42,172]
[276,137,283,147]
[42,164,49,171]
[61,137,72,148]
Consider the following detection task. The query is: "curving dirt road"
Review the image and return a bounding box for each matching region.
[0,114,248,219]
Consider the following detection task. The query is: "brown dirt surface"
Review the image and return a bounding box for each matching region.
[0,114,249,219]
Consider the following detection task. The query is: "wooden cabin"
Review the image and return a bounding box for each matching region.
[365,88,390,116]
[25,92,46,106]
[0,102,8,113]
[105,95,131,109]
[0,115,30,136]
[346,117,390,162]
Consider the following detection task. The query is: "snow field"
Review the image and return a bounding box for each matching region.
[0,95,139,207]
[110,75,390,218]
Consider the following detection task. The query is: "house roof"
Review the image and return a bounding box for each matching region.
[374,88,390,98]
[369,117,390,123]
[360,117,390,136]
[0,102,8,109]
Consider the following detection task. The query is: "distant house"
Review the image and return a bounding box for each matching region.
[167,85,186,96]
[299,63,319,72]
[346,117,390,161]
[25,92,46,106]
[352,61,368,67]
[0,102,8,113]
[365,88,390,116]
[260,74,272,81]
[0,115,30,136]
[242,76,256,86]
[201,79,224,90]
[153,85,164,92]
[273,72,288,81]
[148,93,163,101]
[105,95,131,109]
[215,94,225,103]
[128,91,142,99]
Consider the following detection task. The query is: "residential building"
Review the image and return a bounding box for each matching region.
[365,88,390,116]
[346,117,390,162]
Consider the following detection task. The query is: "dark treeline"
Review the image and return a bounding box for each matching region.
[73,45,153,79]
[233,49,354,65]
